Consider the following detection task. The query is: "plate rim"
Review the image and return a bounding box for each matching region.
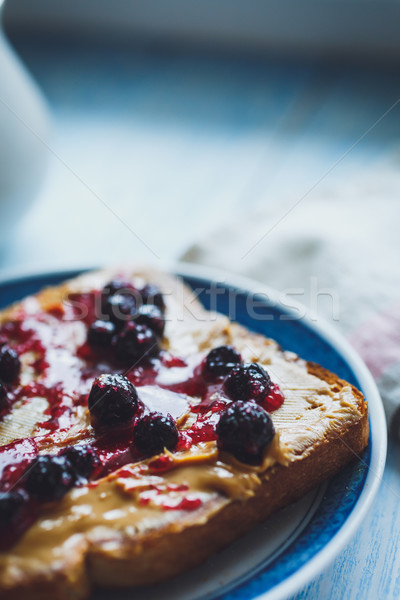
[0,262,387,600]
[174,262,386,600]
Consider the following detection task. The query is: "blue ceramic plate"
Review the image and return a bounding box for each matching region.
[0,265,386,600]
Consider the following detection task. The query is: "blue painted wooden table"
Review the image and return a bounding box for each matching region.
[3,33,400,599]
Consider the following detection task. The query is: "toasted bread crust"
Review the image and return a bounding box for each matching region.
[1,401,368,599]
[0,268,369,599]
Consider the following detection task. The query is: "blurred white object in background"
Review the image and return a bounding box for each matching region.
[0,0,49,241]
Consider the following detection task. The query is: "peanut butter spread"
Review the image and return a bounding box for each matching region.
[0,268,364,581]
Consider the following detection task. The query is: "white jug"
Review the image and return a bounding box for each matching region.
[0,1,49,238]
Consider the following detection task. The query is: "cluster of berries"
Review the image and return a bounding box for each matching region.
[204,345,276,465]
[87,279,166,364]
[88,373,179,457]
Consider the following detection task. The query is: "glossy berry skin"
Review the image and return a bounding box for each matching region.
[0,346,20,383]
[133,304,165,338]
[0,491,24,526]
[24,455,75,501]
[88,374,139,430]
[60,445,100,481]
[216,401,275,465]
[140,284,166,313]
[116,323,159,364]
[102,294,136,327]
[87,320,116,348]
[223,363,271,403]
[203,345,241,378]
[134,412,179,456]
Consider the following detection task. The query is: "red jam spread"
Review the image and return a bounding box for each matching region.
[0,287,285,550]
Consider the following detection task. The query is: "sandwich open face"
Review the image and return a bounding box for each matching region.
[0,267,368,599]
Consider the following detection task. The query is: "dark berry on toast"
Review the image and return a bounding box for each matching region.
[216,400,275,464]
[0,491,24,526]
[87,320,116,348]
[25,456,75,501]
[203,345,242,378]
[116,323,159,364]
[102,293,136,327]
[0,382,8,412]
[223,363,271,403]
[134,412,179,456]
[59,445,100,481]
[133,304,165,338]
[140,284,166,313]
[0,346,20,383]
[88,373,139,430]
[102,279,135,300]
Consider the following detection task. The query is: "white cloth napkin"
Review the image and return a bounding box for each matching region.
[182,159,400,435]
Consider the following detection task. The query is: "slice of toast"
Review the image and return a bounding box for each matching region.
[0,266,368,600]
